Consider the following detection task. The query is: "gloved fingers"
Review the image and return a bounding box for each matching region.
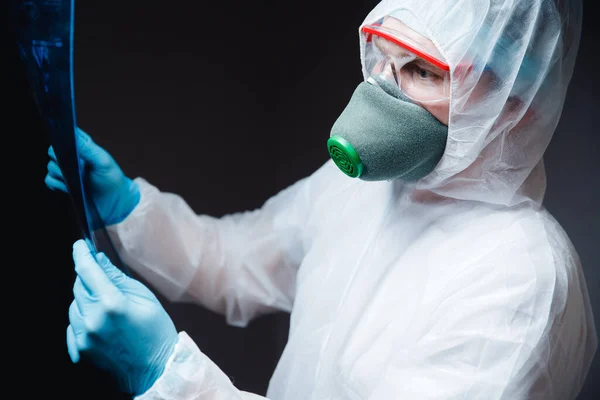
[46,148,67,191]
[76,127,93,142]
[47,160,64,180]
[75,129,96,163]
[73,240,120,299]
[68,298,87,335]
[48,145,57,162]
[45,174,68,192]
[76,127,114,169]
[73,276,93,307]
[66,325,80,363]
[68,297,94,362]
[95,252,129,288]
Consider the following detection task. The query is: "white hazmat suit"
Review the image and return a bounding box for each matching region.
[107,0,597,398]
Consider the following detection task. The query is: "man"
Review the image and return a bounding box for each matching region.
[46,1,597,398]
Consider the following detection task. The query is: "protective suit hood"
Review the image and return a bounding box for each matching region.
[359,0,582,206]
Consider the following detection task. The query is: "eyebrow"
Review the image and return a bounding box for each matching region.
[373,36,412,58]
[412,57,447,74]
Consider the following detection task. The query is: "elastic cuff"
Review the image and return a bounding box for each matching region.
[134,332,209,400]
[106,178,156,230]
[134,331,252,399]
[104,178,142,226]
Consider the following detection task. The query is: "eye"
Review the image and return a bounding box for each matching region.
[416,66,433,79]
[406,62,443,82]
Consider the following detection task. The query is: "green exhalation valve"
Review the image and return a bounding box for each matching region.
[327,135,363,178]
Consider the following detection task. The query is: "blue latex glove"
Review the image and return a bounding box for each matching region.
[45,128,140,226]
[67,239,178,396]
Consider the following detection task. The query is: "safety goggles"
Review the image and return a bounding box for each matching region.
[362,24,450,104]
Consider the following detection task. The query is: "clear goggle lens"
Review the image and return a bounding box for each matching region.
[362,25,450,104]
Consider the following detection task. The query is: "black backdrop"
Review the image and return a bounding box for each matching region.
[6,1,600,398]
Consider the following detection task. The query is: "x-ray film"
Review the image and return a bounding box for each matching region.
[12,0,129,274]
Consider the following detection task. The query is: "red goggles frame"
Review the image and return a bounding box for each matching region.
[362,25,450,72]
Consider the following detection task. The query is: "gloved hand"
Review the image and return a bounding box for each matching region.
[67,239,178,396]
[45,128,140,226]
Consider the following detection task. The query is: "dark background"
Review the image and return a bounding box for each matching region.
[5,0,599,398]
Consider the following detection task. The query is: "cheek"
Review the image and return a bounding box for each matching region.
[421,101,450,126]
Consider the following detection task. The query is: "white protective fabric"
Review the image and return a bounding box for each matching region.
[107,1,597,399]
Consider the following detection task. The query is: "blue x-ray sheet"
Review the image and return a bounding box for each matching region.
[12,0,129,274]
